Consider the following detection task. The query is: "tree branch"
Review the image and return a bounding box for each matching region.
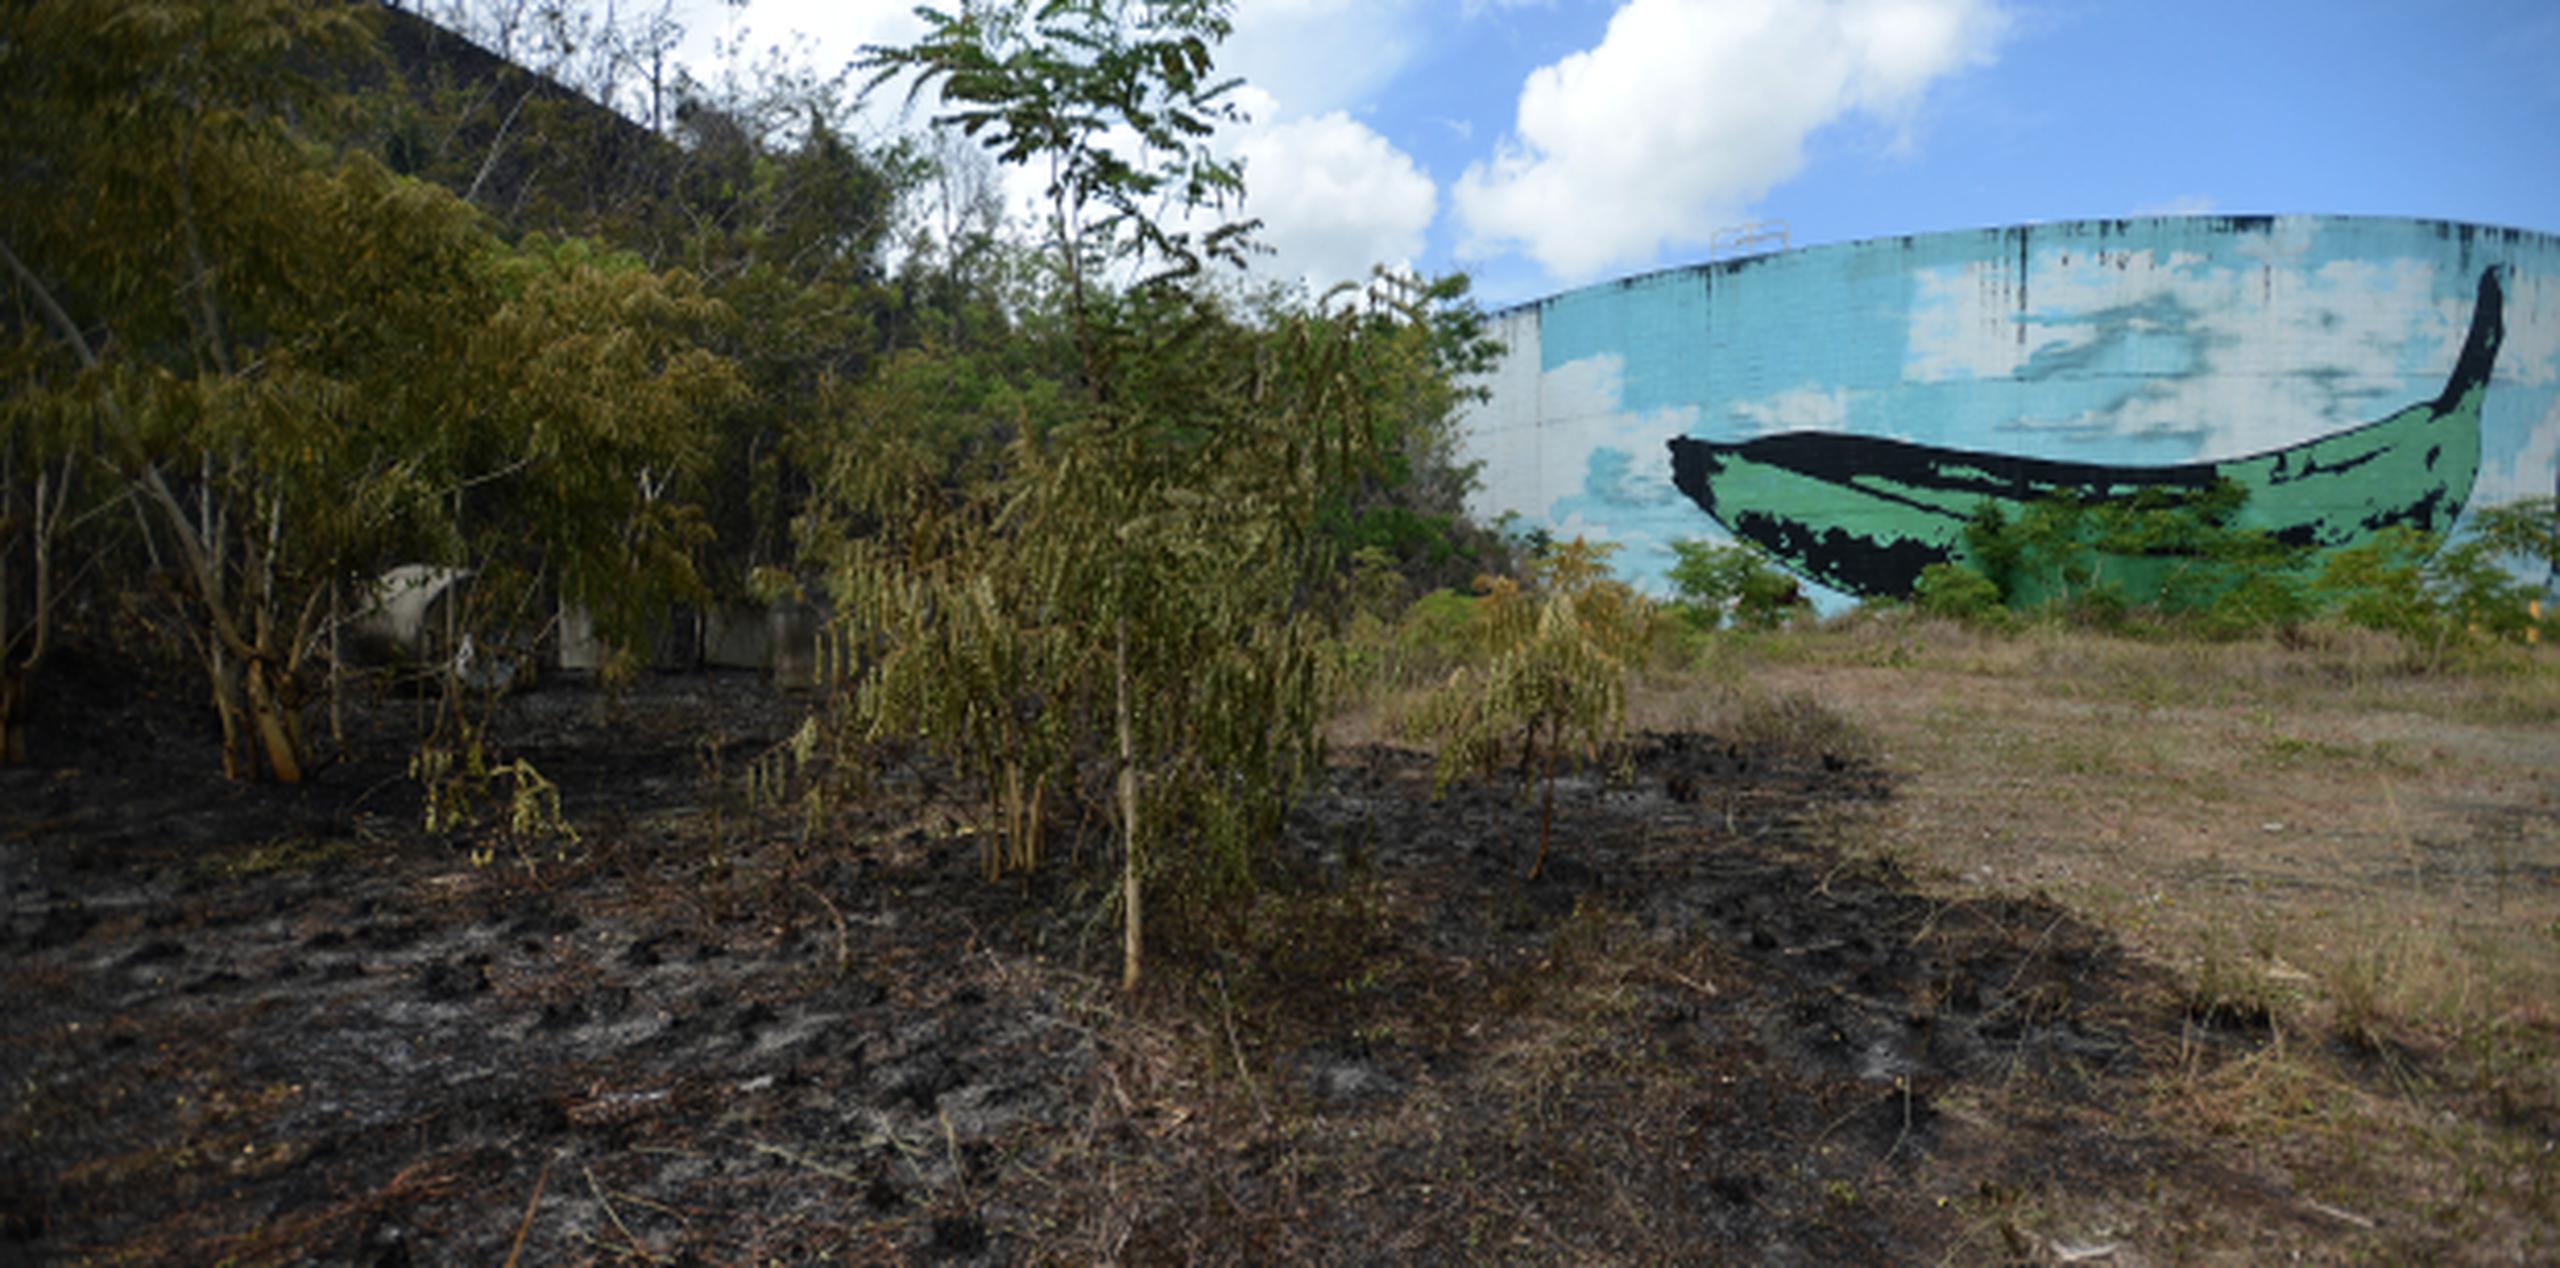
[0,235,101,370]
[466,87,537,207]
[0,239,254,659]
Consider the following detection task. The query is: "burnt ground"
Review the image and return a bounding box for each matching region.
[2,662,2298,1263]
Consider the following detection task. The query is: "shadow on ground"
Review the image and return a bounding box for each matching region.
[1,667,2293,1262]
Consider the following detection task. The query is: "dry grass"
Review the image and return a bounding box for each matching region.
[1673,612,2560,1261]
[1320,606,2560,1258]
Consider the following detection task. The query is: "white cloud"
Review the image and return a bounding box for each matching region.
[1454,0,2007,281]
[1215,3,1443,290]
[672,0,927,92]
[668,0,941,152]
[1233,111,1438,290]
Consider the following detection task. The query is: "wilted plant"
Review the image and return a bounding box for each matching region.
[1409,538,1653,880]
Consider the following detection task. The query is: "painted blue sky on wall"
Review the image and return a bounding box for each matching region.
[1459,216,2560,603]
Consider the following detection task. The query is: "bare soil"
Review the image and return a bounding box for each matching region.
[3,635,2541,1263]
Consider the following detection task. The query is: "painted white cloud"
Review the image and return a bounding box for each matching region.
[2477,396,2560,512]
[1454,0,2007,281]
[2500,270,2560,388]
[1530,354,1707,593]
[1730,384,1856,434]
[1903,243,2483,458]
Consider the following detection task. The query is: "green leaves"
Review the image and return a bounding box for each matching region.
[864,0,1252,286]
[792,270,1465,982]
[2310,510,2556,655]
[1916,482,2553,653]
[0,1,743,777]
[1666,538,1802,631]
[1955,479,2313,623]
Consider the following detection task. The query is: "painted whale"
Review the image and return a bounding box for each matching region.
[1667,266,2505,600]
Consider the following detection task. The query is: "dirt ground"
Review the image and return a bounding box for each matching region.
[4,625,2555,1264]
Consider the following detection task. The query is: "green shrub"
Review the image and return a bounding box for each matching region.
[1944,486,2553,651]
[2311,512,2556,658]
[1963,479,2311,630]
[1913,561,2004,623]
[1665,537,1804,631]
[1397,588,1480,664]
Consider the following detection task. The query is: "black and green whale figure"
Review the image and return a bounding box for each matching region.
[1668,266,2506,600]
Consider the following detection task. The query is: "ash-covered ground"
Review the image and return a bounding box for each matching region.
[3,662,2265,1263]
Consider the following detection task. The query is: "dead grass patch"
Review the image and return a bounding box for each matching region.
[1700,614,2560,1258]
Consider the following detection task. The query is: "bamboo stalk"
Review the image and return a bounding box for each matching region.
[1117,615,1141,993]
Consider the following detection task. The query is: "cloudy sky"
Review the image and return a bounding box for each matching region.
[666,0,2560,305]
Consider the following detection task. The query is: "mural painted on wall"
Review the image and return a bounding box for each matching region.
[1458,216,2560,607]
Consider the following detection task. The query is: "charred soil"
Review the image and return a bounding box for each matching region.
[5,665,2280,1263]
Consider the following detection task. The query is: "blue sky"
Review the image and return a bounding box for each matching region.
[667,0,2560,306]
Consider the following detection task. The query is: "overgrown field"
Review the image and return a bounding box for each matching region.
[6,618,2553,1264]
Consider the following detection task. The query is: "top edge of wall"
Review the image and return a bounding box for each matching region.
[1494,214,2560,318]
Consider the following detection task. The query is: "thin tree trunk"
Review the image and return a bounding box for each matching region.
[1530,721,1556,882]
[1117,615,1141,993]
[0,670,25,765]
[210,646,245,781]
[328,579,344,751]
[245,655,304,784]
[0,454,49,765]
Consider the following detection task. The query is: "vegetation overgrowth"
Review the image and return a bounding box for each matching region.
[1907,481,2558,657]
[3,0,1507,985]
[7,3,2560,1259]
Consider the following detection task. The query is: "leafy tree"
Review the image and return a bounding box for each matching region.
[0,0,733,777]
[1666,537,1804,630]
[1310,274,1509,595]
[360,6,917,599]
[2462,496,2560,591]
[863,0,1255,378]
[0,326,104,763]
[769,0,1469,991]
[797,286,1460,990]
[2311,502,2559,658]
